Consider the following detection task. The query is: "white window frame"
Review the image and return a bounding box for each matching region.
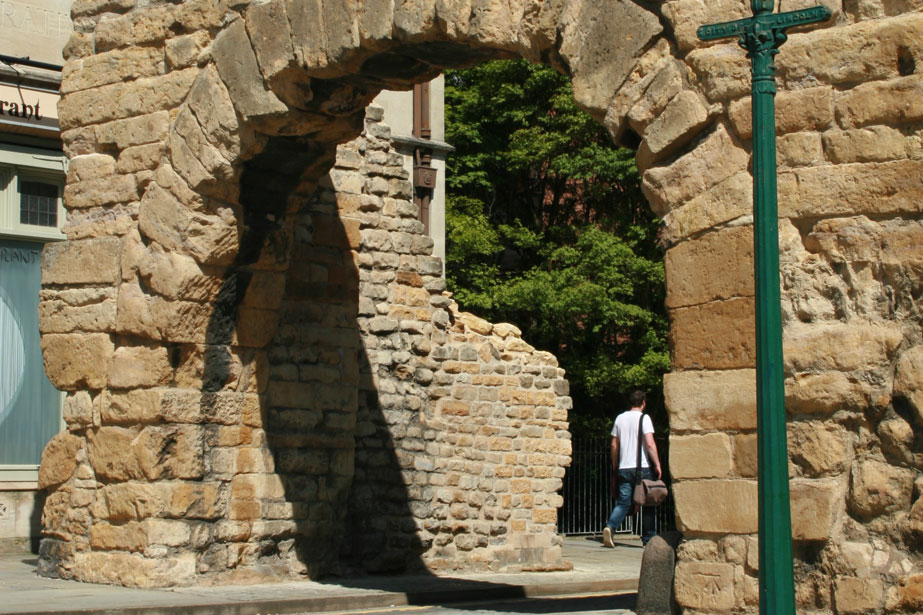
[0,143,67,242]
[0,144,66,484]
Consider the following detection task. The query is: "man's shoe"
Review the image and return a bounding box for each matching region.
[603,527,614,547]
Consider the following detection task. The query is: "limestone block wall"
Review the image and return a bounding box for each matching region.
[38,86,572,583]
[33,0,923,608]
[655,6,923,614]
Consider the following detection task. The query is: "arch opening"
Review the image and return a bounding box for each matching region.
[35,3,923,613]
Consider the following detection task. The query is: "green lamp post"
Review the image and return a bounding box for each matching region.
[697,2,831,614]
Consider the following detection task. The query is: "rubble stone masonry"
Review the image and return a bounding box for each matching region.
[35,0,923,612]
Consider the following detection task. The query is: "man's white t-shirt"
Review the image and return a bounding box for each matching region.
[612,410,654,469]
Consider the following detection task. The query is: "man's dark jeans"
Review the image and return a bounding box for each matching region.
[606,468,657,545]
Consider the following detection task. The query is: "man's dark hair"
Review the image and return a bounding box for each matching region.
[629,390,646,407]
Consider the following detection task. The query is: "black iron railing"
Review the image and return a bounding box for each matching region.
[558,434,675,536]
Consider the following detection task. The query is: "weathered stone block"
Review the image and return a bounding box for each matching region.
[108,345,173,389]
[670,433,732,479]
[729,87,834,139]
[42,238,122,286]
[777,131,824,168]
[836,74,923,128]
[604,40,673,142]
[62,47,165,95]
[38,288,117,334]
[138,182,240,266]
[87,426,144,481]
[779,159,923,218]
[784,321,902,373]
[317,0,361,69]
[38,433,83,489]
[89,521,148,552]
[143,519,192,547]
[41,333,114,390]
[849,458,914,519]
[185,65,246,164]
[285,0,335,74]
[627,60,684,134]
[58,69,198,132]
[838,541,874,577]
[674,561,736,610]
[878,415,915,464]
[212,17,288,122]
[135,425,205,480]
[686,43,750,102]
[99,389,164,424]
[63,391,95,429]
[117,143,166,174]
[665,369,756,432]
[93,5,177,52]
[894,574,923,612]
[833,576,884,614]
[637,89,711,166]
[805,216,923,266]
[643,124,749,216]
[72,552,195,588]
[94,482,168,522]
[64,174,139,209]
[559,0,662,116]
[174,0,231,33]
[790,479,841,542]
[785,371,875,415]
[165,32,211,70]
[166,482,223,520]
[230,474,286,500]
[788,421,850,477]
[67,154,116,182]
[669,297,755,370]
[823,125,909,164]
[665,226,753,309]
[674,480,757,534]
[659,171,752,246]
[96,111,171,150]
[245,0,297,85]
[778,14,923,88]
[115,283,214,343]
[166,106,234,192]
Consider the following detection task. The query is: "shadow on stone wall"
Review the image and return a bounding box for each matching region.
[197,129,430,578]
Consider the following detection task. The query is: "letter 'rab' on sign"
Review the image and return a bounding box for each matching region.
[0,99,42,120]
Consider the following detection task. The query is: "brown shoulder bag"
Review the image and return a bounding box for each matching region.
[631,414,668,508]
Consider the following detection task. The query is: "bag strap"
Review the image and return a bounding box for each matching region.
[635,414,644,484]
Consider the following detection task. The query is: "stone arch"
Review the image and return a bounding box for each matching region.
[38,0,923,608]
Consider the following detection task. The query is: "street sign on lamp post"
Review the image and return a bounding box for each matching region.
[697,3,832,614]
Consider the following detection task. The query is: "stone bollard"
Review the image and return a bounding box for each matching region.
[636,531,682,615]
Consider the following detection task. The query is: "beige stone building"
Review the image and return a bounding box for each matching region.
[9,0,923,613]
[0,0,70,553]
[373,80,451,263]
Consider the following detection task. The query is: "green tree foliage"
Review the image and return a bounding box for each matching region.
[444,59,670,435]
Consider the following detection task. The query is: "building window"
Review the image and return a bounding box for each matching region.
[0,145,66,241]
[19,180,59,228]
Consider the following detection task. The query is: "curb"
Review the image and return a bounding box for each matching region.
[16,577,639,615]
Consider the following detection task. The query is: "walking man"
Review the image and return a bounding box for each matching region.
[603,390,662,547]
